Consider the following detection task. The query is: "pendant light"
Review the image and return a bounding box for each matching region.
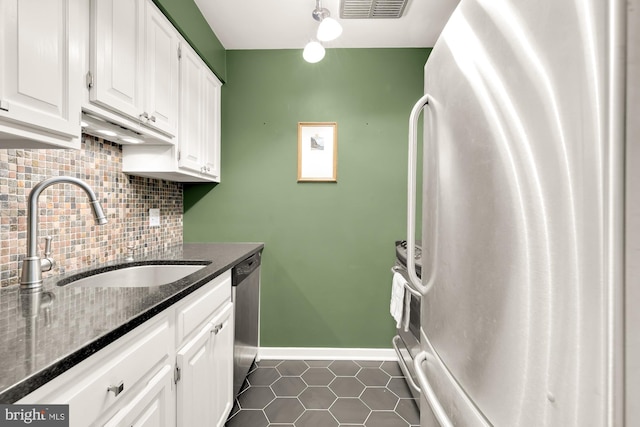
[312,0,343,42]
[303,41,326,63]
[303,0,342,63]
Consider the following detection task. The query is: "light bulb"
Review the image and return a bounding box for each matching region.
[303,41,325,63]
[317,17,342,42]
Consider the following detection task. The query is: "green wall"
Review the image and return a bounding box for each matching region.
[153,0,226,81]
[184,48,428,348]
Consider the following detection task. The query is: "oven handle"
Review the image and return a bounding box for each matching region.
[391,266,422,299]
[414,351,454,427]
[392,335,421,395]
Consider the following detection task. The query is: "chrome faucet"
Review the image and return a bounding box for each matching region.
[20,176,107,290]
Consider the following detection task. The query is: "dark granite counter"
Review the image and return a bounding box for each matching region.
[0,242,264,403]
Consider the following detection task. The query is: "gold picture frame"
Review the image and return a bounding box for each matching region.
[297,122,338,182]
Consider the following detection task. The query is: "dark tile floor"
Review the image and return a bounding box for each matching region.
[225,359,420,427]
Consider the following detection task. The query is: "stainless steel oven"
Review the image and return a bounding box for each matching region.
[391,240,422,401]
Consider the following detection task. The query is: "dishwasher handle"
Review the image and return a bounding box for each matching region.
[233,251,262,285]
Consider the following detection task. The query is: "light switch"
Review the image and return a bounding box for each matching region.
[149,208,160,227]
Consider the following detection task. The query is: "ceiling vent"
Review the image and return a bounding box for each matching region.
[339,0,409,19]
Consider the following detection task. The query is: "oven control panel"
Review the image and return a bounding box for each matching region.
[395,240,422,277]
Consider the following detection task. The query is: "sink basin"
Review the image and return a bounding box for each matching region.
[57,262,209,289]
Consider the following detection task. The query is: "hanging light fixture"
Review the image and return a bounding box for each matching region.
[312,0,343,42]
[303,0,342,63]
[303,41,326,63]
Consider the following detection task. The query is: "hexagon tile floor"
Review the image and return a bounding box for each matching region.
[224,359,420,427]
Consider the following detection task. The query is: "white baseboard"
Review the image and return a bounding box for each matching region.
[257,347,397,361]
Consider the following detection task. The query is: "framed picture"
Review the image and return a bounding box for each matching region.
[297,122,338,182]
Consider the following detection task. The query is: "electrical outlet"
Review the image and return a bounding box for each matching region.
[149,209,160,227]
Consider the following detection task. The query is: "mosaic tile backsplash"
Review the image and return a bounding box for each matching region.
[0,135,183,287]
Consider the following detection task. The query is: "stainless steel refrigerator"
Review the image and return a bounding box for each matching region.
[403,0,636,425]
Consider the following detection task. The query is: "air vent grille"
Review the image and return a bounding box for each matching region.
[340,0,408,19]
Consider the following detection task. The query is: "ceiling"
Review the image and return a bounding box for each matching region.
[193,0,460,50]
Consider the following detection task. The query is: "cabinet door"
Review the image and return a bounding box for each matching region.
[91,0,144,120]
[103,364,175,427]
[210,303,234,427]
[176,319,214,427]
[0,0,80,146]
[202,71,222,180]
[144,3,179,136]
[178,42,204,174]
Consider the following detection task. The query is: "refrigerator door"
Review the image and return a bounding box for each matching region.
[418,0,623,425]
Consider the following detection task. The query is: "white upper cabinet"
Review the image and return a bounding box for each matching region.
[177,44,205,173]
[90,0,179,137]
[145,4,179,136]
[0,0,81,149]
[177,40,222,180]
[90,0,144,120]
[122,38,222,183]
[201,70,222,179]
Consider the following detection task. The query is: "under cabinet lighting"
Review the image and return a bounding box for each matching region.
[121,137,143,144]
[97,129,117,137]
[81,112,154,145]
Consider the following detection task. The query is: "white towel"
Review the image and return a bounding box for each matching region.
[390,272,407,328]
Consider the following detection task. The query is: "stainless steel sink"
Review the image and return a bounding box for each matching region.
[57,263,208,289]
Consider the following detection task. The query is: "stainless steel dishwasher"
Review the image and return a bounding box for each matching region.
[231,250,262,397]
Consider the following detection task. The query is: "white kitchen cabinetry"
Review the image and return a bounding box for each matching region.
[175,272,233,427]
[18,313,174,427]
[18,270,234,427]
[103,364,175,427]
[0,0,81,149]
[177,42,222,179]
[209,304,234,426]
[122,39,222,183]
[89,0,179,138]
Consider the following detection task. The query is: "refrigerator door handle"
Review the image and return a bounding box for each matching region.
[407,93,433,295]
[414,350,454,427]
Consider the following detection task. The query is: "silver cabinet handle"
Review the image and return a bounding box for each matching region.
[149,115,156,122]
[413,351,453,427]
[391,335,421,395]
[407,94,433,295]
[140,112,149,120]
[107,381,124,396]
[211,320,227,335]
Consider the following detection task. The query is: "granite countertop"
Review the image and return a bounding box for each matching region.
[0,242,264,403]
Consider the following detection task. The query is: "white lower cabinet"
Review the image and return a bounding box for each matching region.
[18,270,234,427]
[176,303,233,427]
[103,364,175,427]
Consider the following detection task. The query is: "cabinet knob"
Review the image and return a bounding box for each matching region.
[149,115,156,122]
[107,381,124,396]
[140,112,149,120]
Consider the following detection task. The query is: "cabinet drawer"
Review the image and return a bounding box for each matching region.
[176,270,231,346]
[19,314,172,427]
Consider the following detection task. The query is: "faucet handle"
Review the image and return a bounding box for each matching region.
[40,236,55,272]
[43,236,53,258]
